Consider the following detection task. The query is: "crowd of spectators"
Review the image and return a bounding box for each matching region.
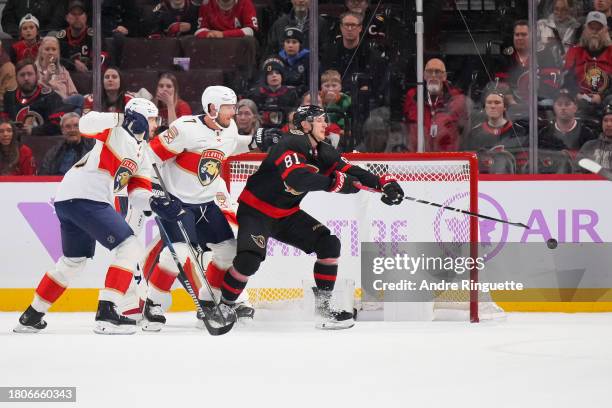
[0,0,611,175]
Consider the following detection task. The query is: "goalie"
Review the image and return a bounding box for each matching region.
[215,105,405,329]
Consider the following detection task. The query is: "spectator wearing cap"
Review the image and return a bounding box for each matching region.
[265,0,330,55]
[320,11,386,103]
[577,103,612,169]
[56,1,101,72]
[39,112,94,175]
[563,11,612,124]
[1,0,66,38]
[149,0,199,38]
[539,89,597,152]
[0,43,16,110]
[247,58,298,129]
[277,27,309,96]
[194,0,258,38]
[403,58,469,152]
[10,14,41,64]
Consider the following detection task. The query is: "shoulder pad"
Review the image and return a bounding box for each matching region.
[56,30,66,39]
[153,3,162,12]
[87,27,94,36]
[503,46,514,56]
[289,129,304,135]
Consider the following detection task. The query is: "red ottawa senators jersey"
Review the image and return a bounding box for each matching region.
[239,130,380,218]
[11,40,40,63]
[564,45,612,94]
[197,0,258,37]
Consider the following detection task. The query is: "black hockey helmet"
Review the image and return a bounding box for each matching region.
[293,105,327,130]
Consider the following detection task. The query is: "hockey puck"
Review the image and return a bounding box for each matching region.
[546,238,558,249]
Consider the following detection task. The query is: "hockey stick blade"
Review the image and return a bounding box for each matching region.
[154,217,234,335]
[353,182,530,229]
[578,158,612,181]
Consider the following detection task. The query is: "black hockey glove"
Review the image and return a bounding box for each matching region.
[328,171,361,194]
[150,196,185,221]
[255,128,283,152]
[379,175,404,205]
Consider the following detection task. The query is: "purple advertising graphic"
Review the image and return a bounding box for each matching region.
[18,201,62,262]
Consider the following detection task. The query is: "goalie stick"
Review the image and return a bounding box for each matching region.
[578,158,612,181]
[354,183,530,229]
[152,164,236,335]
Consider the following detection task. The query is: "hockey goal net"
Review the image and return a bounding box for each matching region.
[223,152,486,322]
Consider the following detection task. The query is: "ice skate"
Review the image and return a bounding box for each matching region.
[141,298,166,332]
[199,300,237,329]
[313,287,355,330]
[14,306,47,333]
[94,300,137,335]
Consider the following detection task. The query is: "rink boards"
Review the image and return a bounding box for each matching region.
[0,175,611,312]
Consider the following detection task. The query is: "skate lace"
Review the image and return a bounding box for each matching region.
[150,303,163,316]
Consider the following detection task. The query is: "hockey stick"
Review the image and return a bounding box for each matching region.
[152,164,236,335]
[578,158,612,181]
[354,183,530,229]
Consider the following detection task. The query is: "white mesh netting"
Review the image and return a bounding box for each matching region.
[225,154,495,321]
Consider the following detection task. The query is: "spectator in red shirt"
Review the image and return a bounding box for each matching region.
[403,58,469,152]
[563,11,612,122]
[0,119,36,175]
[83,67,133,114]
[195,0,258,38]
[152,72,192,129]
[10,14,41,64]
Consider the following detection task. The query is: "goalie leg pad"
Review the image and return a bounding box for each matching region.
[33,256,87,313]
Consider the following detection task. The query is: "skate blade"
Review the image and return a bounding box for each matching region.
[140,320,164,332]
[315,319,355,330]
[94,321,137,335]
[13,324,42,333]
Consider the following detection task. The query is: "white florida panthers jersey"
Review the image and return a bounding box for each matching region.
[55,112,153,209]
[148,115,239,204]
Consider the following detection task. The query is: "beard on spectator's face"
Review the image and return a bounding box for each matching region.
[18,80,36,94]
[581,26,611,51]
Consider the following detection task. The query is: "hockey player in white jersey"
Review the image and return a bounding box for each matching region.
[143,85,241,331]
[14,98,160,335]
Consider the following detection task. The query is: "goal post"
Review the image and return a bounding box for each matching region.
[222,152,482,322]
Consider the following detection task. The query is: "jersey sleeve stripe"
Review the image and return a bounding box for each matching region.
[127,176,152,194]
[323,162,338,176]
[274,150,306,166]
[238,189,300,218]
[175,151,201,173]
[82,128,111,143]
[280,163,308,180]
[149,137,179,161]
[98,143,121,176]
[340,163,352,173]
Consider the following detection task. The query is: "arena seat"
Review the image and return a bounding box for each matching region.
[174,69,225,112]
[70,71,93,95]
[21,135,62,169]
[179,37,257,80]
[121,69,160,96]
[120,37,182,70]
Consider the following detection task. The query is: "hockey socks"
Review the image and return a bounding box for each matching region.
[220,266,249,303]
[313,258,338,291]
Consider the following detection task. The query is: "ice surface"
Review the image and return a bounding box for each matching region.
[1,312,611,408]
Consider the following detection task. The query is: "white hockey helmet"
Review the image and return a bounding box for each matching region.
[201,86,237,118]
[125,97,159,118]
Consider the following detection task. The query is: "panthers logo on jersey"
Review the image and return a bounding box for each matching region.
[198,149,225,187]
[113,158,138,193]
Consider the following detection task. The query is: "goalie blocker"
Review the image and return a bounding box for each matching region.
[220,105,405,330]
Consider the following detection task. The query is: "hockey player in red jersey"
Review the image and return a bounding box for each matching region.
[15,98,160,335]
[219,105,405,329]
[142,86,242,331]
[195,0,258,38]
